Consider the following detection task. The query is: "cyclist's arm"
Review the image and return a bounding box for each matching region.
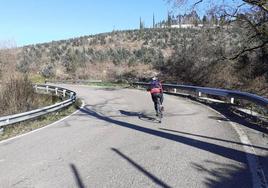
[147,83,152,91]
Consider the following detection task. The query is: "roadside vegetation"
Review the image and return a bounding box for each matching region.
[0,99,82,141]
[0,47,82,140]
[0,74,61,116]
[13,20,267,97]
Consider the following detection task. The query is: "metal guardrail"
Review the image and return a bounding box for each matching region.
[132,82,268,109]
[47,79,102,84]
[0,84,76,128]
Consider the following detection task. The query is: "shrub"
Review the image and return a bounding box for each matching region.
[0,75,35,116]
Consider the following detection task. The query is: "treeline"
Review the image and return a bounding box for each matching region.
[152,10,227,28]
[16,28,181,79]
[5,22,267,96]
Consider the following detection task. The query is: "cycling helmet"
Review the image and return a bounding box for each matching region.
[152,76,157,81]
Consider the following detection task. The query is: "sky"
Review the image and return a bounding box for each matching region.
[0,0,244,47]
[0,0,171,46]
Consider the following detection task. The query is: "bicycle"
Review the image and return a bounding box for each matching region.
[156,97,163,123]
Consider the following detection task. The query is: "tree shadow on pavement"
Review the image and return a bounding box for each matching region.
[70,163,86,188]
[159,128,268,151]
[79,105,268,187]
[167,93,268,134]
[111,148,171,188]
[197,99,268,134]
[191,160,252,188]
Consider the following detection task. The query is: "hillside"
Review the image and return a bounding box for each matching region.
[1,24,267,97]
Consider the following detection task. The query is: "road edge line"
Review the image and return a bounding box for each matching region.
[0,100,85,145]
[187,98,267,188]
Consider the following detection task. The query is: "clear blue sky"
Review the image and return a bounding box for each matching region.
[0,0,172,46]
[0,0,244,47]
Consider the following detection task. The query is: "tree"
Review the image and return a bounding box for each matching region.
[140,17,144,29]
[202,15,208,25]
[153,13,155,28]
[165,0,268,59]
[167,12,172,27]
[219,14,226,26]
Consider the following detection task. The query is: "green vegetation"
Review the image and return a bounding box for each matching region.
[13,26,267,97]
[29,74,46,83]
[86,81,130,88]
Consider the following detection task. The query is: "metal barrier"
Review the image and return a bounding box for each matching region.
[0,84,76,128]
[132,82,268,109]
[47,79,102,84]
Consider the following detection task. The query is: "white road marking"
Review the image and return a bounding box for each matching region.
[0,101,85,145]
[194,101,268,188]
[230,122,268,188]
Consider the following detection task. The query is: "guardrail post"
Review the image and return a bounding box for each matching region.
[55,88,58,96]
[63,90,66,98]
[46,86,49,93]
[70,92,74,99]
[174,88,177,93]
[198,92,202,97]
[230,97,234,104]
[34,85,38,92]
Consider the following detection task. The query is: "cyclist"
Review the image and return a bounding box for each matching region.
[147,76,164,116]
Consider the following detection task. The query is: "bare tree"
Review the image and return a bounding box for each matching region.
[166,0,268,59]
[167,0,267,11]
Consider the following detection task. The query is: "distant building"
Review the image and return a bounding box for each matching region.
[171,24,204,29]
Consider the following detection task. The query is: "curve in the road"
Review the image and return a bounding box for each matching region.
[0,84,267,188]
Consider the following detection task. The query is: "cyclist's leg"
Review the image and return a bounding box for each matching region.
[159,93,164,111]
[160,92,163,104]
[151,93,158,112]
[156,94,162,112]
[156,94,163,119]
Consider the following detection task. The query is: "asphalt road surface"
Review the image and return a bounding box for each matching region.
[0,84,267,188]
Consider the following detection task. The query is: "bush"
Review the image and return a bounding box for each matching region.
[0,75,35,116]
[41,64,55,78]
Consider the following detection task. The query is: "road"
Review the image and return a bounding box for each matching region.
[0,84,267,188]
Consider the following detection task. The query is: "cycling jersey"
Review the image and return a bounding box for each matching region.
[149,80,163,94]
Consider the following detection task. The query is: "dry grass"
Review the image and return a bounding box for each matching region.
[0,75,35,116]
[66,61,154,81]
[0,44,61,117]
[0,74,61,116]
[0,103,79,141]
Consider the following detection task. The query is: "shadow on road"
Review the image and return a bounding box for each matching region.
[159,128,268,151]
[70,163,86,188]
[207,102,268,134]
[166,92,268,134]
[119,110,158,123]
[191,160,252,188]
[79,105,268,187]
[119,110,199,120]
[111,148,171,188]
[81,105,249,163]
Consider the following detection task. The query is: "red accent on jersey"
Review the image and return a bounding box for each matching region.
[150,88,161,94]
